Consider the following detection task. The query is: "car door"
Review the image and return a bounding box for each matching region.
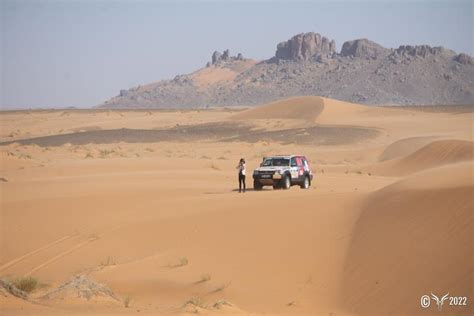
[296,157,304,180]
[290,157,299,179]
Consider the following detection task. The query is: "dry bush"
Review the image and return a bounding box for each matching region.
[170,257,188,268]
[100,256,116,267]
[12,277,38,293]
[213,299,232,309]
[124,296,131,308]
[209,282,231,293]
[196,274,211,283]
[99,149,115,158]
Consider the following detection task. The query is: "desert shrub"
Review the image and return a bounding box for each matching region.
[171,257,188,268]
[124,296,131,308]
[178,257,188,267]
[197,274,211,283]
[210,282,230,293]
[13,276,38,293]
[183,296,204,308]
[99,149,114,158]
[101,256,116,267]
[213,299,232,309]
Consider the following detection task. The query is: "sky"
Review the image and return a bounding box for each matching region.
[1,0,472,109]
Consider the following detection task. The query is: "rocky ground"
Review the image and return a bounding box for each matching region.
[99,32,474,109]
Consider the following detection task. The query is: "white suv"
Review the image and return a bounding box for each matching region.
[252,155,313,190]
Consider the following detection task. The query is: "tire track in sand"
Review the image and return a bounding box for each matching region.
[0,234,76,273]
[24,236,99,276]
[24,224,125,276]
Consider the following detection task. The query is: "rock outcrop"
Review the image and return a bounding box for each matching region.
[211,50,244,65]
[211,51,222,64]
[274,32,336,62]
[0,279,29,300]
[340,39,389,59]
[454,53,473,65]
[40,275,120,302]
[99,31,474,108]
[393,45,450,57]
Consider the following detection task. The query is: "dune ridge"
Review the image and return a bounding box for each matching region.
[370,139,474,176]
[342,162,473,315]
[231,96,325,121]
[378,136,439,161]
[231,96,371,123]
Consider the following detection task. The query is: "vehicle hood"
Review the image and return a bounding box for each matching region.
[254,166,289,172]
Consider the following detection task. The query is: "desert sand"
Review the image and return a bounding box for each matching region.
[0,96,472,315]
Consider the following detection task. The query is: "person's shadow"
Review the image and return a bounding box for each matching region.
[231,188,272,192]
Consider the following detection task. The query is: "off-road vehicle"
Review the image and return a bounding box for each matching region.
[252,155,313,190]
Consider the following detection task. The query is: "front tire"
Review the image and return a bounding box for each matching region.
[281,175,291,190]
[300,176,310,189]
[254,180,262,190]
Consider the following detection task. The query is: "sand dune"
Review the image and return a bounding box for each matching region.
[232,96,325,121]
[1,96,384,147]
[342,162,473,315]
[370,139,474,176]
[378,136,439,161]
[231,96,418,143]
[1,96,473,315]
[232,96,373,124]
[316,97,372,123]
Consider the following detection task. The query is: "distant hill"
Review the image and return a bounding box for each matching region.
[98,32,474,108]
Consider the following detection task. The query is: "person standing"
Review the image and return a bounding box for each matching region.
[236,158,246,193]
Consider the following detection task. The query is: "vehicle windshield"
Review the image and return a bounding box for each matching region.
[262,158,290,167]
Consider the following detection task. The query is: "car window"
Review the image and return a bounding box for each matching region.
[263,158,289,166]
[296,157,302,166]
[290,157,297,167]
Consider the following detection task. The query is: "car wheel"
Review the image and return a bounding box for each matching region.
[254,180,262,190]
[300,176,310,189]
[282,175,291,190]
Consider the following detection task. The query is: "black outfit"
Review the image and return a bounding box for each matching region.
[239,171,246,193]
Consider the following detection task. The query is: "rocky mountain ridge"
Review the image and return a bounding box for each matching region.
[100,32,474,108]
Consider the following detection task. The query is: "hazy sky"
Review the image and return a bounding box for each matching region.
[1,0,472,109]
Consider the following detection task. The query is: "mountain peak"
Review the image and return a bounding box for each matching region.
[274,32,336,62]
[340,39,389,59]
